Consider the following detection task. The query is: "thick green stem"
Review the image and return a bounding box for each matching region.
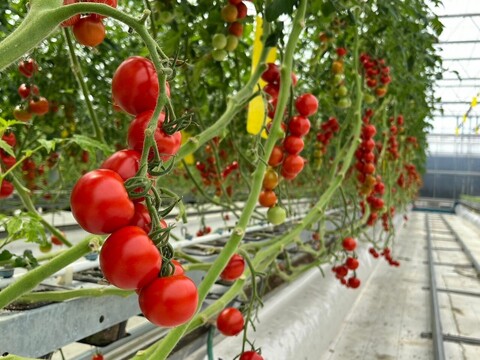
[63,28,105,143]
[0,236,97,309]
[17,287,132,303]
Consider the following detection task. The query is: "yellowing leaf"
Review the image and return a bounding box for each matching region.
[181,131,195,165]
[247,16,277,138]
[471,97,478,107]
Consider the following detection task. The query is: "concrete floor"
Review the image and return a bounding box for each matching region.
[322,212,480,360]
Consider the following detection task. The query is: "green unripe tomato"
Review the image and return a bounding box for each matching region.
[225,35,239,52]
[336,85,348,97]
[364,93,376,104]
[337,97,352,109]
[39,242,52,253]
[267,206,287,225]
[333,74,344,86]
[212,49,227,61]
[212,33,227,50]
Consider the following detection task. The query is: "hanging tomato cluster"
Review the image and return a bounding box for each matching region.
[369,247,400,267]
[332,237,361,289]
[331,47,352,109]
[212,0,250,60]
[12,58,50,122]
[360,53,390,98]
[62,0,118,47]
[69,55,198,328]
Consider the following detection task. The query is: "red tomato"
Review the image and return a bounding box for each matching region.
[73,16,105,47]
[138,275,198,327]
[236,2,247,19]
[2,132,16,147]
[18,84,39,99]
[18,59,38,78]
[1,152,16,169]
[29,97,49,115]
[342,237,357,251]
[216,307,244,336]
[348,276,361,288]
[61,0,80,27]
[100,149,141,181]
[282,154,304,176]
[129,203,152,233]
[268,146,284,167]
[283,135,304,155]
[100,226,162,290]
[70,169,135,234]
[220,254,245,281]
[346,257,359,270]
[13,106,33,122]
[263,83,279,98]
[112,56,170,115]
[171,259,185,276]
[127,111,181,161]
[0,180,14,199]
[91,354,104,360]
[51,233,65,246]
[288,116,310,137]
[261,63,280,84]
[240,351,264,360]
[295,93,318,117]
[86,0,118,20]
[258,190,277,207]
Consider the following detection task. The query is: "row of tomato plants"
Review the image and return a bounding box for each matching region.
[0,1,433,359]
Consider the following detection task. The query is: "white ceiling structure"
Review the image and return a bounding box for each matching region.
[431,0,480,136]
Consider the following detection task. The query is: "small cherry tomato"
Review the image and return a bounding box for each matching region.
[127,111,181,161]
[73,16,106,47]
[240,351,264,360]
[29,97,49,115]
[139,275,198,327]
[100,226,162,290]
[112,56,170,115]
[220,254,245,281]
[258,190,277,207]
[0,180,14,199]
[216,307,244,336]
[100,149,141,181]
[70,169,135,234]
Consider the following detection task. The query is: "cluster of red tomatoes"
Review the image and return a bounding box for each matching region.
[212,0,250,60]
[386,114,403,160]
[360,53,390,98]
[0,132,16,199]
[13,58,50,122]
[331,47,352,109]
[316,116,340,154]
[397,163,421,190]
[380,206,395,232]
[332,237,361,289]
[62,0,118,47]
[215,254,263,359]
[195,145,239,197]
[354,109,386,226]
[196,225,212,237]
[369,247,400,267]
[69,55,197,327]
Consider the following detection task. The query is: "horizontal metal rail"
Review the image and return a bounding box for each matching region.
[440,215,480,276]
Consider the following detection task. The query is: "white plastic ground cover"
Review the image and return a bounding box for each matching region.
[455,204,480,229]
[184,213,407,360]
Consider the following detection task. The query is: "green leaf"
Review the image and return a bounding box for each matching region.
[37,139,57,153]
[6,216,22,235]
[0,250,12,261]
[321,0,335,17]
[0,117,24,132]
[265,0,298,22]
[69,134,112,156]
[0,139,14,156]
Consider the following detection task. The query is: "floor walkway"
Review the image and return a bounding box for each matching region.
[321,212,480,360]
